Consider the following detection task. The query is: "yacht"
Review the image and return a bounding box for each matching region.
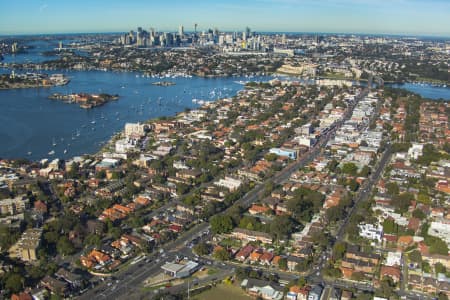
[48,150,55,156]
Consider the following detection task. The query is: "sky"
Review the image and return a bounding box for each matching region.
[0,0,449,36]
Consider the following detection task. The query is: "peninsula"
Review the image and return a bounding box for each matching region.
[0,72,69,89]
[48,92,119,109]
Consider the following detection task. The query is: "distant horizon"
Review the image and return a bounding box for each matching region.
[1,29,449,40]
[1,0,449,37]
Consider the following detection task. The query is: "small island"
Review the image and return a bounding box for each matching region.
[151,81,176,86]
[0,72,69,89]
[48,92,119,109]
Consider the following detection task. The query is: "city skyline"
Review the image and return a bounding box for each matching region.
[0,0,450,37]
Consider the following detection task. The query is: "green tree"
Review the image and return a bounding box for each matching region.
[435,262,446,275]
[56,236,75,256]
[269,216,295,241]
[409,250,422,264]
[341,163,358,176]
[278,257,288,270]
[379,276,395,298]
[193,242,211,256]
[210,215,234,234]
[213,248,230,261]
[386,182,399,196]
[412,209,426,220]
[333,242,347,260]
[4,273,24,293]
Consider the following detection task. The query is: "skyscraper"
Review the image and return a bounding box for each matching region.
[179,25,184,37]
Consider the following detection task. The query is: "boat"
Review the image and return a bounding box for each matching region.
[27,151,32,156]
[52,138,57,147]
[63,149,67,154]
[91,120,96,124]
[48,150,55,155]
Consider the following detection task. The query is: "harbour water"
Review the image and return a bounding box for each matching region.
[0,70,271,160]
[0,38,449,160]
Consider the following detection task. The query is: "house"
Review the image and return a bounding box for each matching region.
[260,252,274,265]
[249,249,263,263]
[241,278,284,300]
[40,275,69,296]
[11,293,32,300]
[287,256,304,272]
[235,245,255,262]
[288,285,310,300]
[231,228,273,244]
[249,204,271,215]
[380,265,401,283]
[308,285,323,300]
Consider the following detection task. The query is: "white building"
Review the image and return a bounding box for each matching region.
[124,123,147,138]
[358,223,383,243]
[115,138,137,153]
[408,143,424,160]
[214,176,242,191]
[385,251,402,267]
[428,221,450,249]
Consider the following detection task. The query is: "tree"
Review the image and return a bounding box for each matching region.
[434,262,446,275]
[351,272,365,281]
[56,236,75,256]
[341,163,358,176]
[392,192,413,213]
[333,242,347,260]
[327,159,339,172]
[278,257,288,270]
[425,236,449,255]
[386,182,399,196]
[269,216,295,241]
[383,219,398,234]
[213,248,230,261]
[379,276,395,298]
[4,273,24,293]
[210,215,234,234]
[409,250,422,264]
[297,277,307,287]
[358,165,371,177]
[438,292,449,300]
[193,242,211,256]
[326,206,345,223]
[412,209,426,220]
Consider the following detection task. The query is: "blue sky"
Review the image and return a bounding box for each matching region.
[0,0,449,36]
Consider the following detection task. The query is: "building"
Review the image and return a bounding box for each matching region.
[214,176,242,191]
[8,228,42,262]
[231,228,273,244]
[0,195,28,215]
[269,148,297,160]
[241,278,284,300]
[308,285,323,300]
[124,122,148,138]
[358,223,383,243]
[161,260,199,278]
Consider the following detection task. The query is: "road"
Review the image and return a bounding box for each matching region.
[78,89,369,299]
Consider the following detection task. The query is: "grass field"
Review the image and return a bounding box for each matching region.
[193,283,251,300]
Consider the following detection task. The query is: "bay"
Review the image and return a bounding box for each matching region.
[0,69,269,160]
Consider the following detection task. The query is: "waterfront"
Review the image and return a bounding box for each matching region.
[0,70,270,160]
[1,69,449,161]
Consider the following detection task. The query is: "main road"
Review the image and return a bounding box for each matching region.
[79,88,368,299]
